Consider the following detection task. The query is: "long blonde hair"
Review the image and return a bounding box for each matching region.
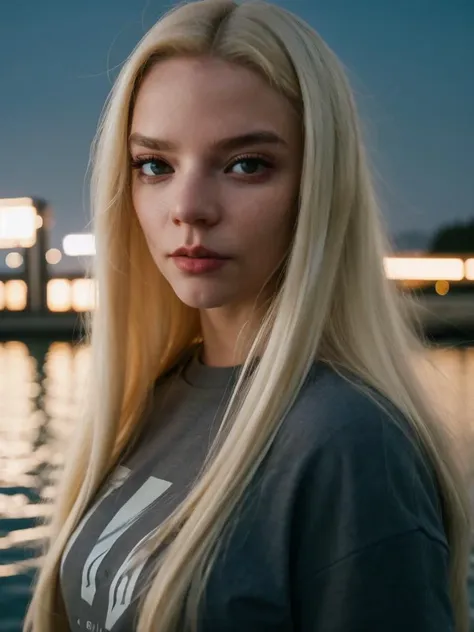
[25,1,471,631]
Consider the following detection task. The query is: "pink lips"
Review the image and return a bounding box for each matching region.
[171,256,227,274]
[170,244,226,259]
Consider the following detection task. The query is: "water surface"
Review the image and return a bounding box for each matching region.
[0,340,473,631]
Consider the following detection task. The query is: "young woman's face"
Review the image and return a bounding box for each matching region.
[130,56,302,311]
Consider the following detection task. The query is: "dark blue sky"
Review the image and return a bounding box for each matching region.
[1,0,473,261]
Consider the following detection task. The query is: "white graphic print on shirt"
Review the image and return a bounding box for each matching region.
[61,466,172,630]
[60,466,132,578]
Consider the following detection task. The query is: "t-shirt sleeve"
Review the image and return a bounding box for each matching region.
[289,402,454,631]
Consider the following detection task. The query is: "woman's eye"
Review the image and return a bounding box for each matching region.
[229,158,269,176]
[132,156,271,179]
[141,160,172,177]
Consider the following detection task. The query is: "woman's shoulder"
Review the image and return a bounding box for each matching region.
[273,361,446,545]
[285,360,415,451]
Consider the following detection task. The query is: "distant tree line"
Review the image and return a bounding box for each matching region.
[429,219,474,254]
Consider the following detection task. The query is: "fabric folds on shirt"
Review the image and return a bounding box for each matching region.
[60,344,452,632]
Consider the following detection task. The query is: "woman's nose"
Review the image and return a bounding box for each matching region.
[170,174,221,226]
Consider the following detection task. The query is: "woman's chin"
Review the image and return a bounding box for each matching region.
[172,285,234,310]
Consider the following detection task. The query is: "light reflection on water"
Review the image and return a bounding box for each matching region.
[0,340,89,631]
[0,340,473,630]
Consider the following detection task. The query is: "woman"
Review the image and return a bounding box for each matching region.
[25,1,471,631]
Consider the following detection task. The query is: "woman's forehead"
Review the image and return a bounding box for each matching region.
[130,56,300,147]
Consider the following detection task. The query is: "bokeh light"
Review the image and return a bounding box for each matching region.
[5,252,24,269]
[45,248,62,265]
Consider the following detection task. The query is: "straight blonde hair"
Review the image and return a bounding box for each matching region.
[25,1,472,631]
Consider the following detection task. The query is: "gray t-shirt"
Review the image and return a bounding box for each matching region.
[60,345,452,631]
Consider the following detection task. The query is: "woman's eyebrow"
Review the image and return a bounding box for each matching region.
[128,130,288,152]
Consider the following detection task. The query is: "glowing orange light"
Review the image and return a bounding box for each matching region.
[465,259,474,281]
[71,279,96,311]
[435,280,450,296]
[0,282,4,310]
[383,257,464,281]
[0,198,37,249]
[4,280,28,311]
[47,279,72,312]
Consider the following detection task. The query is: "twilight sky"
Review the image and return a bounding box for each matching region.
[0,0,473,264]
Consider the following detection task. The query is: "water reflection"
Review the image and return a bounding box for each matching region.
[0,340,473,630]
[0,340,88,630]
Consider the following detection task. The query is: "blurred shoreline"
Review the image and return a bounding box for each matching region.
[1,293,473,340]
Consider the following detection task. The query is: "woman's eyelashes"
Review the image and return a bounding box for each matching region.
[130,156,172,178]
[225,154,274,176]
[130,154,275,182]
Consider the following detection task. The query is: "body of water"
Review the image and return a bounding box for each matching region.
[0,339,473,631]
